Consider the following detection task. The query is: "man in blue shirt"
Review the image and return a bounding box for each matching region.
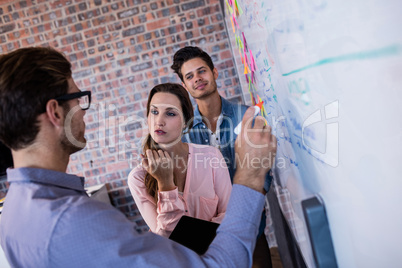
[0,47,277,267]
[172,46,274,267]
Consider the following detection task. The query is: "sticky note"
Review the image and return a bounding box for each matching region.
[238,36,243,49]
[250,49,256,71]
[226,0,233,14]
[235,0,243,15]
[234,0,242,16]
[230,17,235,33]
[242,32,248,51]
[249,91,255,105]
[233,13,239,29]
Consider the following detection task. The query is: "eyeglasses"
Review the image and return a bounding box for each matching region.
[55,91,91,110]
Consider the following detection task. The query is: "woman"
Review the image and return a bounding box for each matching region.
[128,83,232,237]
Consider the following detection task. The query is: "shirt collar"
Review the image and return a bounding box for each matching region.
[7,167,86,192]
[193,96,235,126]
[220,97,235,118]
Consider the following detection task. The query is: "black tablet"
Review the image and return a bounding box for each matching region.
[169,215,220,255]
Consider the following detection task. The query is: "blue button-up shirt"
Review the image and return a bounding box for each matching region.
[183,97,272,191]
[0,167,264,267]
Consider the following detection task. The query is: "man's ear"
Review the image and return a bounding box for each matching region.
[213,67,219,80]
[45,100,64,128]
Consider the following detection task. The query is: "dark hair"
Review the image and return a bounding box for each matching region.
[171,46,215,82]
[143,83,194,202]
[0,47,72,150]
[0,141,13,176]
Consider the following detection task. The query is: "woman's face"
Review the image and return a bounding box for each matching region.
[148,92,185,147]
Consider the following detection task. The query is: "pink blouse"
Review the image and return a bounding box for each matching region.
[128,143,232,237]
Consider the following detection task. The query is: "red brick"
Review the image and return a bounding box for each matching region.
[111,179,128,189]
[7,29,25,41]
[41,10,63,22]
[220,49,232,60]
[165,0,178,5]
[84,177,98,187]
[196,16,210,27]
[25,4,49,16]
[155,6,180,18]
[146,18,170,31]
[84,27,106,38]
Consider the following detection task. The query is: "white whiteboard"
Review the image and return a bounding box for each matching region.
[225,0,402,267]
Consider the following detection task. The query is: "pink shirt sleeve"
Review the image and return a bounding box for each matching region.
[209,147,232,224]
[127,166,185,237]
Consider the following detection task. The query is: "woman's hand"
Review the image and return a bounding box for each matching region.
[142,149,176,191]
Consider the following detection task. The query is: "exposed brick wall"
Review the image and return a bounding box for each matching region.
[0,0,243,230]
[0,175,9,199]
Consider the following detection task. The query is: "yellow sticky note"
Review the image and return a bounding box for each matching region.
[226,0,233,14]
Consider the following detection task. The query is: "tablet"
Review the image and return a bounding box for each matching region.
[169,215,220,254]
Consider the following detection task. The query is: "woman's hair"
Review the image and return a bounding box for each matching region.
[143,83,194,202]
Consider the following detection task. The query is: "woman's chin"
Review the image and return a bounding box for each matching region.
[154,138,181,149]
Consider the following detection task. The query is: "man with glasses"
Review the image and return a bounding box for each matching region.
[56,90,91,152]
[0,47,276,267]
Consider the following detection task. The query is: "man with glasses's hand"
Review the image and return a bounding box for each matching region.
[0,47,276,268]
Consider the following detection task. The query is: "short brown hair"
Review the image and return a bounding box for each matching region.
[171,46,215,82]
[0,47,72,150]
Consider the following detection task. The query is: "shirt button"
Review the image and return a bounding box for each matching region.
[185,210,188,212]
[205,139,208,142]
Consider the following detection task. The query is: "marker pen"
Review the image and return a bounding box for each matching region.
[234,101,264,135]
